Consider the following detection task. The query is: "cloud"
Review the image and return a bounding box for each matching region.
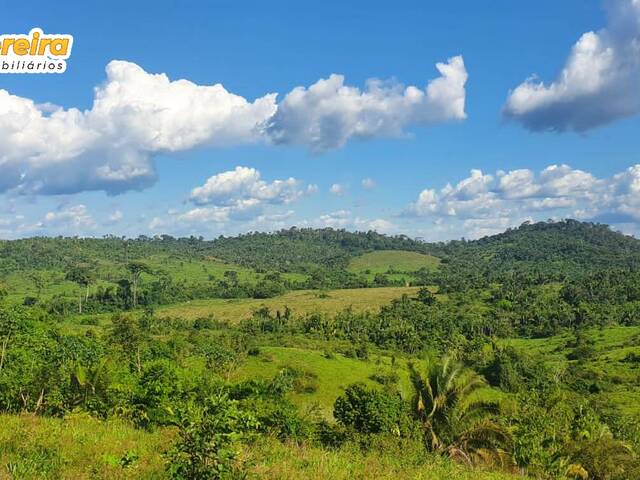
[405,163,640,236]
[266,56,468,152]
[408,169,498,218]
[364,218,396,234]
[107,210,124,223]
[302,210,396,233]
[148,167,313,233]
[361,178,377,189]
[504,0,640,131]
[40,204,95,230]
[329,183,347,196]
[190,166,309,206]
[106,210,123,225]
[0,57,467,196]
[0,61,277,196]
[317,209,352,227]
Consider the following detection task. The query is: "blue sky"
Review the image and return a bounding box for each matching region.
[1,0,640,240]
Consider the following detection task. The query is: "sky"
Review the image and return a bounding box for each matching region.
[1,0,640,241]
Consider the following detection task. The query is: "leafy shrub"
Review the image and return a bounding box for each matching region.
[333,383,405,435]
[167,394,259,480]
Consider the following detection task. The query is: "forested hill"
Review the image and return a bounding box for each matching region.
[1,220,639,279]
[0,228,429,275]
[207,228,429,271]
[435,219,640,288]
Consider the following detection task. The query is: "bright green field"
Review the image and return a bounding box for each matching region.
[235,346,415,418]
[348,250,440,281]
[156,286,420,323]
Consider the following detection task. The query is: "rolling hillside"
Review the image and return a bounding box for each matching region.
[348,250,440,276]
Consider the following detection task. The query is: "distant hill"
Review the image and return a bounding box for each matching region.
[208,228,429,272]
[436,219,640,288]
[0,228,429,278]
[1,220,638,282]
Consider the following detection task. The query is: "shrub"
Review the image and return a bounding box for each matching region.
[333,383,405,435]
[167,394,258,480]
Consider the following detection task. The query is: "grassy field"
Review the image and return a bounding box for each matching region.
[347,250,440,282]
[235,346,415,418]
[0,415,521,480]
[155,286,420,323]
[0,414,170,479]
[245,438,522,480]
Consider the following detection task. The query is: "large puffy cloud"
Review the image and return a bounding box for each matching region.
[0,57,467,196]
[0,62,277,196]
[91,62,277,151]
[504,0,640,131]
[405,164,640,236]
[409,169,499,218]
[266,56,468,152]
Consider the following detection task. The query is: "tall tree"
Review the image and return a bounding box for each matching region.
[65,265,94,314]
[29,272,45,299]
[126,261,152,308]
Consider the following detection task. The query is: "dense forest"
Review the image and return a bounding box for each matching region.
[1,220,640,479]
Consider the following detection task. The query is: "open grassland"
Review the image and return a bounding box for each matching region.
[0,415,521,480]
[348,250,440,276]
[156,286,421,323]
[0,414,170,480]
[245,437,522,480]
[235,346,415,418]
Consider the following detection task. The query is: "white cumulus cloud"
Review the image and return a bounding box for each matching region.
[148,167,314,232]
[406,163,640,233]
[266,56,468,152]
[0,57,467,196]
[504,0,640,131]
[0,61,277,196]
[189,166,309,206]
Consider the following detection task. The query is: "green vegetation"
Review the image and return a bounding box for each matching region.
[156,286,420,323]
[349,250,440,272]
[2,220,640,479]
[348,250,440,283]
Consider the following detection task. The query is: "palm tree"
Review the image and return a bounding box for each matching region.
[70,359,110,407]
[409,357,512,468]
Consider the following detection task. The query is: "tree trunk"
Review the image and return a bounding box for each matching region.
[132,276,138,308]
[136,347,142,374]
[0,336,8,372]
